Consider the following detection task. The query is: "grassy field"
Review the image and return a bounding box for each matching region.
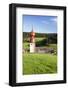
[23,53,57,75]
[23,35,57,75]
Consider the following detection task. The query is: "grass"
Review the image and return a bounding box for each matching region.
[23,42,29,49]
[23,37,57,75]
[23,53,57,75]
[35,37,45,42]
[48,44,57,51]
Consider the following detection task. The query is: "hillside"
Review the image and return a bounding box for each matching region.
[23,32,57,44]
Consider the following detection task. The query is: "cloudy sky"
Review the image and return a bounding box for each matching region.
[23,15,57,33]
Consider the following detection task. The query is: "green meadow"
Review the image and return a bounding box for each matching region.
[23,33,57,75]
[23,53,57,75]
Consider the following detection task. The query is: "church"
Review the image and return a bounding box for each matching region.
[29,27,54,54]
[30,27,35,53]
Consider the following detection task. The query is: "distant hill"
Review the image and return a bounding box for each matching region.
[23,32,57,44]
[23,32,57,38]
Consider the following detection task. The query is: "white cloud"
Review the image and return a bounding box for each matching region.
[51,18,57,22]
[42,21,49,24]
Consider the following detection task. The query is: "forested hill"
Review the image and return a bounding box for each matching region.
[23,32,57,38]
[23,32,57,44]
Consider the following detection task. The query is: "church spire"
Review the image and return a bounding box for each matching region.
[30,25,35,53]
[32,25,34,32]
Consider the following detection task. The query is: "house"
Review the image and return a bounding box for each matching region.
[35,47,54,53]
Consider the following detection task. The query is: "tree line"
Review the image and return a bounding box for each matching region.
[23,32,57,46]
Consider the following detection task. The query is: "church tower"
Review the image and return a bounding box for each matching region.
[30,27,35,53]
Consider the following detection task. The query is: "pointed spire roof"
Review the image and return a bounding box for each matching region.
[30,25,35,36]
[32,25,34,32]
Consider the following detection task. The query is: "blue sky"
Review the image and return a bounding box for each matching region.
[23,15,57,33]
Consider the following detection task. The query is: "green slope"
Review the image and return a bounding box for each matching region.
[23,53,57,75]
